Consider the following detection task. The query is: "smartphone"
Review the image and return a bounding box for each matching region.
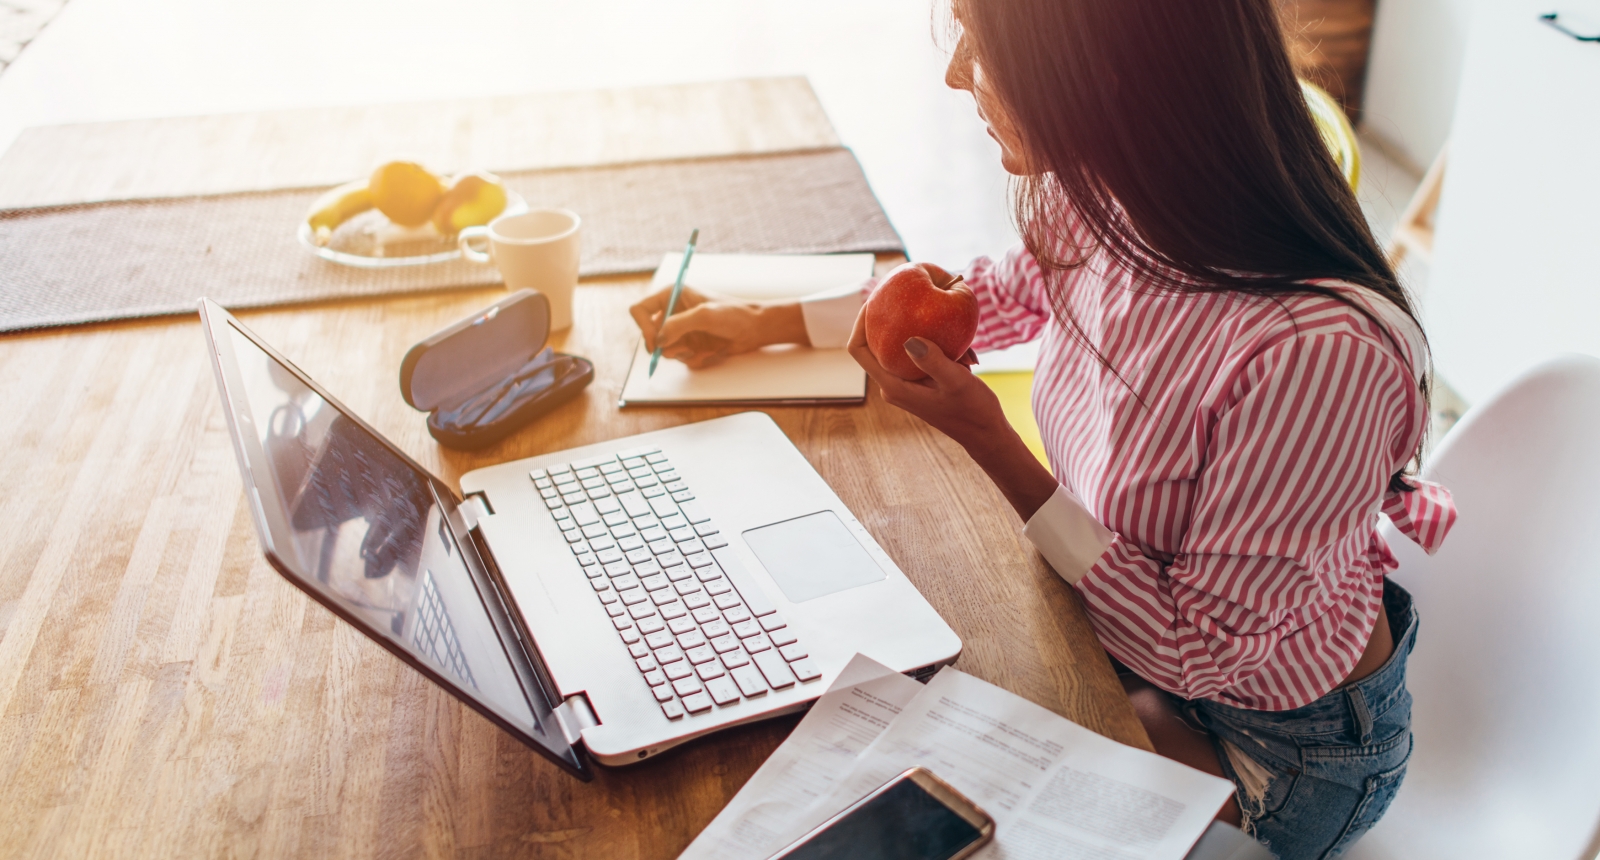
[768,767,996,860]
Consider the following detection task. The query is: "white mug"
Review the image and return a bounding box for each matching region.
[459,208,581,331]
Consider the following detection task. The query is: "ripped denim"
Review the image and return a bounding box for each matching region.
[1182,580,1418,860]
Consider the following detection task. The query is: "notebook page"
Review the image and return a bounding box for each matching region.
[620,252,874,404]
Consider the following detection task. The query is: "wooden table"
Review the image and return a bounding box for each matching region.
[0,84,1146,860]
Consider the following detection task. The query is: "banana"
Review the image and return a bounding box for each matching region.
[305,179,375,246]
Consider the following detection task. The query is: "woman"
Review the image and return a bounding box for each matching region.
[631,1,1454,856]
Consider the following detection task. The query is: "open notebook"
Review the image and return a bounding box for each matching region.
[618,253,874,406]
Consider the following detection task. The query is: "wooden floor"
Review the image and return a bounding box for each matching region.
[0,275,1146,859]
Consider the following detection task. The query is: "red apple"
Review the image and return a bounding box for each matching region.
[864,263,980,380]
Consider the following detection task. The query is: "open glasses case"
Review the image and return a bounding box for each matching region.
[400,290,594,449]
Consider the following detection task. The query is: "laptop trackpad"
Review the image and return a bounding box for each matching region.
[742,511,887,603]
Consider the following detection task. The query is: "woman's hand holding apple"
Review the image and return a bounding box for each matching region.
[847,267,1059,521]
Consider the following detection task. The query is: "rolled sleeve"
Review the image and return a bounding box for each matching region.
[799,281,870,349]
[1023,484,1115,584]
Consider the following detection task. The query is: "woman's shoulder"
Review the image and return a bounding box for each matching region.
[1216,281,1427,384]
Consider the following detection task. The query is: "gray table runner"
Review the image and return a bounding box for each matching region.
[0,147,902,333]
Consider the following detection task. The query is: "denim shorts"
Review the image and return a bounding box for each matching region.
[1180,579,1418,860]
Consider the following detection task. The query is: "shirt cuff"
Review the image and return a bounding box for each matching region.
[1023,485,1116,585]
[799,280,869,349]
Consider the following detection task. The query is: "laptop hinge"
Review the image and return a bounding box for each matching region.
[553,694,599,745]
[459,491,492,530]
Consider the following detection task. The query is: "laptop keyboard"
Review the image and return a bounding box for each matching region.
[531,446,821,720]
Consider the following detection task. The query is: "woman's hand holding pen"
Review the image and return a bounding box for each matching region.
[847,307,1059,521]
[628,286,810,369]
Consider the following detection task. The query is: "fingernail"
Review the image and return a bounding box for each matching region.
[904,338,927,358]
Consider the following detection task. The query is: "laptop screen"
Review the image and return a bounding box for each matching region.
[213,315,583,774]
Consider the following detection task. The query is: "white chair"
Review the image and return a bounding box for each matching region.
[1345,355,1600,859]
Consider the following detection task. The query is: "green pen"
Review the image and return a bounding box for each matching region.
[649,228,699,377]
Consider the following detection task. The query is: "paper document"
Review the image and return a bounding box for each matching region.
[619,253,873,406]
[795,669,1234,859]
[693,661,1235,860]
[680,654,923,860]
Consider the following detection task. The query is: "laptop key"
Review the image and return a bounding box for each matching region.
[678,500,711,524]
[636,655,659,673]
[618,491,652,518]
[709,634,741,653]
[722,605,751,624]
[778,643,808,662]
[683,592,712,610]
[562,491,587,506]
[667,616,696,635]
[633,559,663,578]
[672,491,695,503]
[666,565,695,583]
[696,660,727,680]
[618,535,645,553]
[703,534,730,550]
[659,602,688,621]
[629,641,650,658]
[759,613,788,631]
[743,633,773,653]
[601,461,624,475]
[672,671,704,693]
[544,497,564,510]
[576,467,601,480]
[711,590,739,607]
[790,658,822,682]
[732,619,762,638]
[649,496,679,518]
[721,648,751,669]
[681,691,714,714]
[696,567,724,583]
[611,574,641,591]
[769,627,798,647]
[606,603,627,618]
[686,552,714,569]
[678,630,707,649]
[650,589,680,606]
[619,589,650,607]
[636,615,666,633]
[591,578,612,593]
[651,682,673,702]
[701,619,731,639]
[660,514,689,532]
[640,573,671,591]
[664,661,693,682]
[588,534,616,553]
[612,617,633,632]
[686,644,718,664]
[639,479,664,493]
[602,511,629,528]
[704,675,740,705]
[668,526,696,543]
[619,626,643,644]
[644,630,675,649]
[629,603,659,622]
[753,651,797,689]
[677,539,707,556]
[692,606,721,624]
[660,699,685,720]
[730,664,768,696]
[674,579,702,596]
[657,551,685,568]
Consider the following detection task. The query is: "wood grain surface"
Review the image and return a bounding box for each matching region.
[0,78,1145,859]
[0,275,1148,858]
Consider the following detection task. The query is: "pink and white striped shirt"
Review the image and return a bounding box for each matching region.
[804,243,1455,711]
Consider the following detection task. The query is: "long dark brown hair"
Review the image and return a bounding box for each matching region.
[953,0,1429,488]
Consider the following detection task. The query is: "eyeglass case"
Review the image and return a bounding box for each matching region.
[400,290,594,450]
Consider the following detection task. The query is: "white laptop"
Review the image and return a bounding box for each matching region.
[200,299,962,778]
